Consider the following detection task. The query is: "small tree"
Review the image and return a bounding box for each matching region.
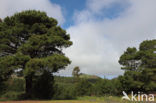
[72,66,80,78]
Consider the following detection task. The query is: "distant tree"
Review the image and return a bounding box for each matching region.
[0,10,72,98]
[119,39,156,92]
[72,66,80,78]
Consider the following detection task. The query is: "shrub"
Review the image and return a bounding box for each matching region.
[92,79,122,96]
[6,78,25,92]
[1,91,23,100]
[75,79,93,96]
[53,84,76,100]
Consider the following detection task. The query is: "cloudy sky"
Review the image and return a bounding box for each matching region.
[0,0,156,78]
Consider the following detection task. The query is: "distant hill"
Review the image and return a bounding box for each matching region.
[54,74,101,85]
[79,73,101,79]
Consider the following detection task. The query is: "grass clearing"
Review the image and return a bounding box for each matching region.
[1,96,153,103]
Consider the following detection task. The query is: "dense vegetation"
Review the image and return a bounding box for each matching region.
[119,39,156,93]
[0,10,155,101]
[0,75,121,100]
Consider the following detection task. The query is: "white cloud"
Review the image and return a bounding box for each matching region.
[59,0,156,77]
[86,0,127,14]
[0,0,64,24]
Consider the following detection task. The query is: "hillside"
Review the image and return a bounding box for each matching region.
[79,73,101,79]
[54,74,101,86]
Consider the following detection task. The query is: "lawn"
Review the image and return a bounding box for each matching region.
[0,100,132,103]
[0,96,145,103]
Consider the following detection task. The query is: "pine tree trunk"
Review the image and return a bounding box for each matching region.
[25,75,33,98]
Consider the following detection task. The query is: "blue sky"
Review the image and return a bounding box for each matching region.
[51,0,86,28]
[0,0,156,78]
[51,0,127,29]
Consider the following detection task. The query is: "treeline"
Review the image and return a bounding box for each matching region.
[0,76,122,100]
[1,72,155,100]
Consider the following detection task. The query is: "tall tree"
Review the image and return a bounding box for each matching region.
[0,10,72,97]
[139,40,156,91]
[119,39,156,92]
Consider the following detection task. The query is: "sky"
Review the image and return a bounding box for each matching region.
[0,0,156,78]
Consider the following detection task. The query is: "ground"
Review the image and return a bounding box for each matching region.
[0,96,155,103]
[0,100,133,103]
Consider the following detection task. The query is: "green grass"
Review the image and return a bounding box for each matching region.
[77,96,130,103]
[77,96,156,103]
[0,96,155,103]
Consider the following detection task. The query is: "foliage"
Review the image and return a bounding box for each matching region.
[119,39,156,92]
[72,66,80,78]
[0,91,23,100]
[53,84,76,100]
[92,78,122,96]
[75,79,93,96]
[5,78,25,92]
[0,10,72,98]
[79,73,100,79]
[54,76,75,84]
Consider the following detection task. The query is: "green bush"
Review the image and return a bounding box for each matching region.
[0,82,5,96]
[75,79,93,96]
[6,78,25,92]
[1,91,23,100]
[92,78,122,96]
[53,84,76,100]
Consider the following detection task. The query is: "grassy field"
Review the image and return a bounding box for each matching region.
[0,100,154,103]
[0,100,149,103]
[0,100,133,103]
[1,96,154,103]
